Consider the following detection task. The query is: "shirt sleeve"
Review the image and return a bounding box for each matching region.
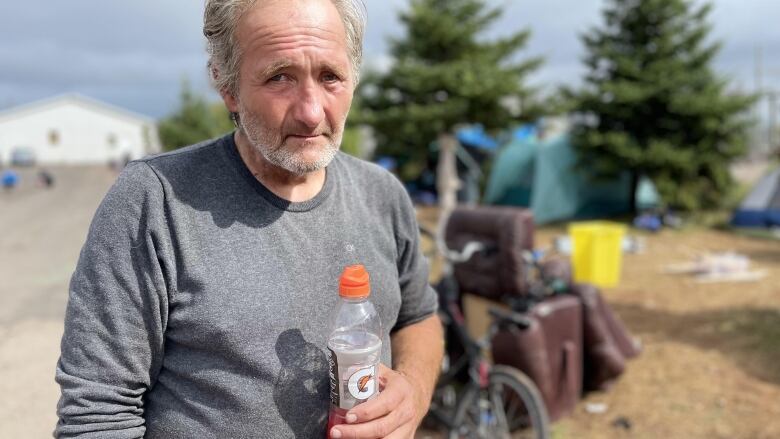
[55,162,175,438]
[390,177,438,332]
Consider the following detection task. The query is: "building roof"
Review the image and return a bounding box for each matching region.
[0,93,155,125]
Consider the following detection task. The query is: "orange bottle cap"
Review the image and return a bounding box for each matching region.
[339,264,371,298]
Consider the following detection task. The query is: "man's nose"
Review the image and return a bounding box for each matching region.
[292,82,325,130]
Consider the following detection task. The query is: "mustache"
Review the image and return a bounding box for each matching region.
[283,122,334,138]
[284,129,332,137]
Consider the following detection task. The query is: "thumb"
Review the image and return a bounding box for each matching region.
[377,363,392,391]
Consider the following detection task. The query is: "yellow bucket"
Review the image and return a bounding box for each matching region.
[569,221,626,288]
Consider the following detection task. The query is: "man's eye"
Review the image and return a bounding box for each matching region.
[269,74,289,82]
[322,72,340,83]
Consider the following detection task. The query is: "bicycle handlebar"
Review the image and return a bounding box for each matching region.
[419,224,491,265]
[468,307,534,352]
[488,307,532,329]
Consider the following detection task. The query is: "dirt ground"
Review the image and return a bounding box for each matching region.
[2,166,779,438]
[416,207,780,439]
[536,225,780,439]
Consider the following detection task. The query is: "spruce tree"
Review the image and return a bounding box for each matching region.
[357,0,542,182]
[569,0,754,211]
[158,80,234,151]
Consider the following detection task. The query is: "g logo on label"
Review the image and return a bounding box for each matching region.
[347,366,376,400]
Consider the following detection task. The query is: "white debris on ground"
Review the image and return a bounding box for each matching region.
[662,252,767,283]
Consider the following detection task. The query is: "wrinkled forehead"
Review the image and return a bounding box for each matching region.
[236,0,348,50]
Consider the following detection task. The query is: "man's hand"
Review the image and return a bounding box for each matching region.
[331,314,443,438]
[329,363,424,439]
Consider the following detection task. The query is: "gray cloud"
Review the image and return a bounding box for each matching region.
[0,0,778,118]
[0,0,211,116]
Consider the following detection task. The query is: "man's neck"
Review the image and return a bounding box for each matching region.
[234,130,327,203]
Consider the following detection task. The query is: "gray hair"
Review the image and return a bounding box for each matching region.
[203,0,366,96]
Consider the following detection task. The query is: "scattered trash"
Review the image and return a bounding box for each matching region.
[633,209,683,232]
[553,235,572,254]
[38,170,55,188]
[623,236,646,254]
[611,416,632,430]
[585,402,609,414]
[662,252,767,283]
[2,169,19,190]
[663,211,683,229]
[695,270,767,283]
[634,213,662,232]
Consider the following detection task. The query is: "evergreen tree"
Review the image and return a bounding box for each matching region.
[357,0,542,182]
[158,80,234,151]
[568,0,754,211]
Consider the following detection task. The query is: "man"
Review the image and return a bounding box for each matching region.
[55,0,443,437]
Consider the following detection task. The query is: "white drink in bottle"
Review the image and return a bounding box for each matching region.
[326,264,382,437]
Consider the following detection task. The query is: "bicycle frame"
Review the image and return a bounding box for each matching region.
[427,271,531,429]
[419,220,549,439]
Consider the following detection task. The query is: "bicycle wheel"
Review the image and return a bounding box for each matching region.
[449,365,549,439]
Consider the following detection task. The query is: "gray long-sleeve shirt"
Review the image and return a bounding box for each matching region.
[55,134,438,438]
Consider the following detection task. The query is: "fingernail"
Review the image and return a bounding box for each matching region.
[346,413,358,423]
[330,428,342,438]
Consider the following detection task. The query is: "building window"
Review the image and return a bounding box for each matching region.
[107,133,117,149]
[49,129,60,146]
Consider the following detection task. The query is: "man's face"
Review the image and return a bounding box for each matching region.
[225,0,354,175]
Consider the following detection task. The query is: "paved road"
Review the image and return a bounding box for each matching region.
[0,166,118,437]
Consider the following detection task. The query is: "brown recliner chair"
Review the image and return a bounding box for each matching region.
[445,206,535,301]
[445,206,583,422]
[491,294,584,422]
[444,205,640,422]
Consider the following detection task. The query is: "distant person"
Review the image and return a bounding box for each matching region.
[2,169,19,191]
[37,170,54,188]
[55,1,443,438]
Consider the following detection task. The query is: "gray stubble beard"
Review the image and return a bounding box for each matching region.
[237,102,343,176]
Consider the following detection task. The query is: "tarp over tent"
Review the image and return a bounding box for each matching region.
[731,167,780,228]
[484,134,659,224]
[456,125,499,151]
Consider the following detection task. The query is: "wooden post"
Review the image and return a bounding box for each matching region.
[436,132,461,237]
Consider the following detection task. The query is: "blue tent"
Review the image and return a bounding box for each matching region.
[456,125,499,151]
[484,134,658,224]
[732,167,780,227]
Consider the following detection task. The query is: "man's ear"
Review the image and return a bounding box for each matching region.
[221,89,239,113]
[211,64,239,113]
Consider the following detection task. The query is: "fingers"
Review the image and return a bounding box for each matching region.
[376,363,392,390]
[336,422,414,439]
[382,427,416,439]
[347,367,404,423]
[331,411,402,439]
[330,364,417,439]
[377,374,388,391]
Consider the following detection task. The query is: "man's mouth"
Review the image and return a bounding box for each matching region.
[288,133,323,139]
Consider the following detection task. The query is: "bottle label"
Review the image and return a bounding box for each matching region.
[328,347,340,407]
[328,348,378,409]
[347,366,376,400]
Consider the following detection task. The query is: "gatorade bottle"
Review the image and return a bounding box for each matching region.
[326,264,382,437]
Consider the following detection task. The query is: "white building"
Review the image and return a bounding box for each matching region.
[0,94,161,166]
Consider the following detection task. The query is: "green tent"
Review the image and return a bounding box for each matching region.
[484,134,659,224]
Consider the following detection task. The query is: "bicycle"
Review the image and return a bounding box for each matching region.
[420,225,550,439]
[503,248,571,313]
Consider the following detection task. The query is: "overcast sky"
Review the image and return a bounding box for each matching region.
[1,0,778,118]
